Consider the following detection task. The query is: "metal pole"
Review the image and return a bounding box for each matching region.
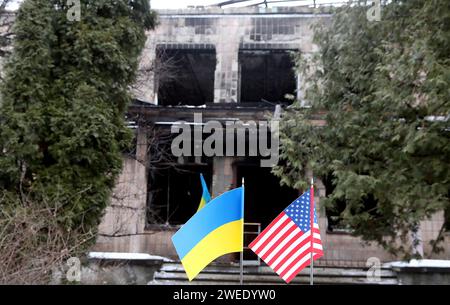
[166,172,170,225]
[310,177,314,286]
[240,250,244,286]
[240,177,245,286]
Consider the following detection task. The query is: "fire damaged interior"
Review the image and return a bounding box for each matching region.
[239,50,297,104]
[135,106,291,228]
[146,154,300,228]
[147,162,213,226]
[156,47,216,106]
[156,47,296,106]
[235,158,300,228]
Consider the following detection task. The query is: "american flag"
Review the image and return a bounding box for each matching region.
[249,189,323,283]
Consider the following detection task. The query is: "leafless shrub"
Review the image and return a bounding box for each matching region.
[0,191,95,285]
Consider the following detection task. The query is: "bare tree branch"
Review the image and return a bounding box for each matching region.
[132,46,181,100]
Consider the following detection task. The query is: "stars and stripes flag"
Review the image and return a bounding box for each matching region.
[249,186,323,283]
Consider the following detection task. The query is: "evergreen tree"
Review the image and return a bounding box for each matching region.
[274,0,450,257]
[0,0,156,232]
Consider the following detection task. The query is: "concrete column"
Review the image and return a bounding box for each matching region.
[95,157,148,254]
[212,157,235,197]
[214,19,241,103]
[136,126,148,165]
[133,35,157,104]
[214,47,239,103]
[95,126,150,254]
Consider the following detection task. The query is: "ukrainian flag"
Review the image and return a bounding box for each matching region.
[197,174,211,212]
[172,187,244,281]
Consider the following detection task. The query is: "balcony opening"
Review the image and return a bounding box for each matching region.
[235,158,299,261]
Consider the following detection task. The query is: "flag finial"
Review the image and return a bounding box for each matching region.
[311,177,314,187]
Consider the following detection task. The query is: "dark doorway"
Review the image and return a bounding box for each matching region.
[235,159,299,261]
[157,48,216,106]
[321,173,348,233]
[236,161,299,228]
[239,50,296,104]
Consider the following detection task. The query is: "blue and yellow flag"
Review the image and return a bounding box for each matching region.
[197,174,211,212]
[172,187,244,281]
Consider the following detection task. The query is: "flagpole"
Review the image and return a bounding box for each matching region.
[240,177,245,286]
[310,177,314,286]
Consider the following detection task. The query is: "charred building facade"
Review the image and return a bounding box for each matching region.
[94,6,450,269]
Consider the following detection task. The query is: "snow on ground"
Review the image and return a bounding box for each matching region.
[88,252,172,262]
[384,259,450,269]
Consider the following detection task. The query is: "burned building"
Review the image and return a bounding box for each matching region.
[93,6,450,276]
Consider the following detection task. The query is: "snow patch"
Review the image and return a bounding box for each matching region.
[88,252,172,262]
[384,259,450,269]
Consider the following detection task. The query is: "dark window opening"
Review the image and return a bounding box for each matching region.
[322,174,349,233]
[235,158,299,260]
[322,173,380,233]
[156,48,216,106]
[239,50,296,104]
[147,162,213,226]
